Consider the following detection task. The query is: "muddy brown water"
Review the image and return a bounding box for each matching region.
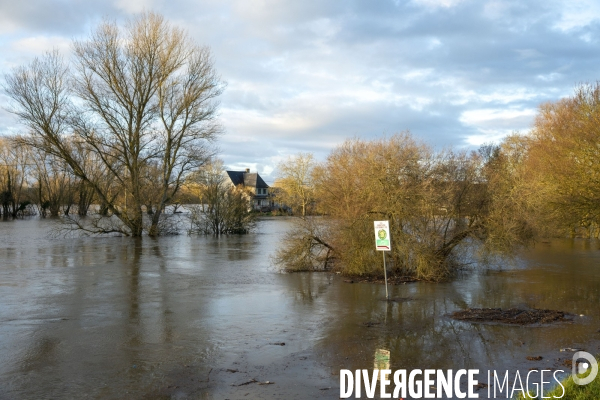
[0,217,599,399]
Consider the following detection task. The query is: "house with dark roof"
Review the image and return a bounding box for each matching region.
[226,168,273,211]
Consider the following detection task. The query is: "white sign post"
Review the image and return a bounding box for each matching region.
[374,221,391,300]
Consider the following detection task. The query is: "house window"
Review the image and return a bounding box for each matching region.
[256,188,267,195]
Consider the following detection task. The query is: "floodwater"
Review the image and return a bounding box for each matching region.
[0,217,599,399]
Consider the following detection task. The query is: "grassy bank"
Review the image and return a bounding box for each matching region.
[517,359,599,399]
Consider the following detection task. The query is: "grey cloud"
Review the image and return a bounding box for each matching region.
[2,0,600,178]
[0,0,115,35]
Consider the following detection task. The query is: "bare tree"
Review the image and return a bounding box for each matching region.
[27,147,75,217]
[272,216,335,271]
[187,160,255,235]
[274,153,316,218]
[4,12,223,236]
[524,83,600,238]
[0,136,34,217]
[274,133,536,281]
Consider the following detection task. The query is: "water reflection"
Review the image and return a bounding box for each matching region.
[0,218,598,399]
[307,239,600,394]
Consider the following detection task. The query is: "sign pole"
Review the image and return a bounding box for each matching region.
[383,251,389,300]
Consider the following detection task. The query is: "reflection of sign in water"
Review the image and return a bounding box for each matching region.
[374,348,390,380]
[374,221,391,251]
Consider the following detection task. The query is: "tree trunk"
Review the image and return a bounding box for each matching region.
[148,209,162,237]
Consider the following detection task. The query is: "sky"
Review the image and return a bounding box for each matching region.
[2,0,600,183]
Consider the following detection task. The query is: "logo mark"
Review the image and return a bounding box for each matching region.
[572,351,598,385]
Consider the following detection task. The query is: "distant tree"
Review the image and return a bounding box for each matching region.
[4,12,223,236]
[477,135,540,253]
[187,160,255,234]
[274,153,316,217]
[65,137,102,216]
[524,83,600,237]
[0,136,33,217]
[29,147,75,217]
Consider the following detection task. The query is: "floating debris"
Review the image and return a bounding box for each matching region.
[381,297,414,303]
[343,276,418,285]
[450,308,571,325]
[232,378,275,386]
[362,321,381,327]
[232,379,257,386]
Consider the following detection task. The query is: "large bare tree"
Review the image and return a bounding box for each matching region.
[4,12,223,236]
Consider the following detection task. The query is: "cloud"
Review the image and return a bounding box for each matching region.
[10,35,71,56]
[113,0,158,14]
[0,0,110,35]
[553,0,600,31]
[460,108,537,131]
[1,0,600,180]
[411,0,466,9]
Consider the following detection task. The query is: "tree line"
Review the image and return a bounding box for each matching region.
[0,135,95,218]
[0,132,258,234]
[272,83,600,280]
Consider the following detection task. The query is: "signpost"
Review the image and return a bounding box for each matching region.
[374,221,391,300]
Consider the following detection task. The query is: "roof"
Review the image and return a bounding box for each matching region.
[226,171,269,188]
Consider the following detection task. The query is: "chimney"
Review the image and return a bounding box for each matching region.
[245,168,250,173]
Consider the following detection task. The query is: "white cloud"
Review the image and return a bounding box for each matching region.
[483,0,511,19]
[464,131,513,146]
[428,38,442,49]
[0,18,20,35]
[411,0,465,9]
[10,36,71,56]
[536,72,562,82]
[460,107,536,145]
[477,89,540,104]
[553,0,600,31]
[460,108,536,127]
[402,68,435,81]
[113,0,157,14]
